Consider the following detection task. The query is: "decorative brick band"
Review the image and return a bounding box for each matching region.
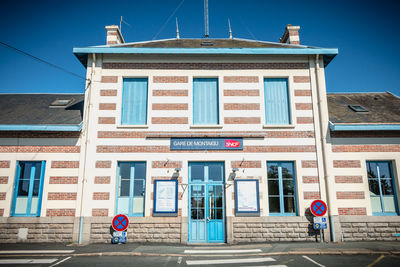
[332,144,400,153]
[152,161,182,168]
[336,191,365,199]
[101,76,118,83]
[302,160,317,168]
[97,130,315,139]
[0,131,80,138]
[295,103,313,110]
[333,160,361,168]
[94,176,111,184]
[0,192,6,200]
[224,90,259,96]
[335,176,363,183]
[48,192,77,200]
[99,103,116,110]
[92,208,109,217]
[294,90,311,96]
[95,161,111,168]
[46,209,76,217]
[51,161,79,168]
[100,89,117,96]
[338,207,366,215]
[302,176,319,183]
[49,176,78,184]
[0,176,8,184]
[152,117,188,124]
[0,146,80,153]
[98,117,115,124]
[93,192,110,200]
[0,209,3,216]
[224,76,259,83]
[231,161,261,168]
[330,131,400,138]
[224,103,260,110]
[97,145,316,153]
[152,103,188,110]
[0,161,10,168]
[103,62,309,70]
[293,76,310,83]
[153,76,188,83]
[224,117,261,124]
[296,117,314,124]
[304,191,320,200]
[153,90,188,96]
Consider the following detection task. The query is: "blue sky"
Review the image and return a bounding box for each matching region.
[0,0,399,95]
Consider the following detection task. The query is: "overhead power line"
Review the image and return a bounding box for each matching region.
[152,0,185,40]
[0,41,88,81]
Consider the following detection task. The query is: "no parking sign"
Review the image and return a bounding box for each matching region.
[112,214,129,231]
[310,200,327,217]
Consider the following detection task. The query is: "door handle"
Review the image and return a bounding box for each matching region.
[206,217,210,222]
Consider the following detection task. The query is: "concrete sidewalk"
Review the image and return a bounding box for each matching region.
[0,241,399,257]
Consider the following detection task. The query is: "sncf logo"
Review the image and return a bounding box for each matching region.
[225,139,240,148]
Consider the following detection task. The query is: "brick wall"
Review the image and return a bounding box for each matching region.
[224,90,259,96]
[224,76,258,83]
[301,160,317,168]
[336,192,365,199]
[49,176,78,184]
[0,176,8,184]
[224,103,260,110]
[94,176,111,184]
[0,161,10,168]
[47,193,77,200]
[100,89,117,96]
[93,192,110,200]
[51,161,79,168]
[338,208,367,215]
[153,90,188,96]
[335,176,363,183]
[231,161,261,168]
[152,161,182,168]
[152,117,188,124]
[153,76,188,83]
[0,146,80,153]
[92,209,109,217]
[46,209,76,216]
[95,161,112,168]
[333,160,361,168]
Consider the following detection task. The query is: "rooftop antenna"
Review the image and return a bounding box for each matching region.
[204,0,209,38]
[228,18,232,39]
[176,17,180,39]
[119,16,132,34]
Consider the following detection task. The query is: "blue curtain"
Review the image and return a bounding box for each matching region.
[193,78,219,125]
[121,78,148,125]
[264,78,290,125]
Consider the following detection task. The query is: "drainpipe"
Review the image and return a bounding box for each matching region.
[314,54,336,242]
[78,53,95,244]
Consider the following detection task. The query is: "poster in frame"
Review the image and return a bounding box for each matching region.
[153,180,178,217]
[234,179,260,216]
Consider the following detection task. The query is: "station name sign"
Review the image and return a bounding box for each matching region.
[170,138,243,150]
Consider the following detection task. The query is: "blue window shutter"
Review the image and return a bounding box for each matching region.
[264,78,290,125]
[193,78,219,125]
[121,78,148,125]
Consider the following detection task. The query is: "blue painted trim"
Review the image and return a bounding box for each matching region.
[0,123,83,132]
[329,122,400,131]
[153,180,178,214]
[73,47,338,55]
[234,179,260,214]
[372,212,398,216]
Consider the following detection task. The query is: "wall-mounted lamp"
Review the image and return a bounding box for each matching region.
[175,168,181,172]
[229,168,239,180]
[172,168,181,179]
[232,168,239,173]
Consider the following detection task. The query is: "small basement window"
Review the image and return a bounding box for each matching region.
[348,105,368,112]
[49,98,74,108]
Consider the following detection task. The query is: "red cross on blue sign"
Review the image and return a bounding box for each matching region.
[112,214,129,231]
[310,200,327,217]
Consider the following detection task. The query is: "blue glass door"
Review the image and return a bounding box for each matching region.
[188,162,225,243]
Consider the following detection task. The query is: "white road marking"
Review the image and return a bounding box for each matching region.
[177,257,182,264]
[184,249,262,254]
[0,258,58,264]
[0,250,74,254]
[49,257,72,267]
[302,255,326,267]
[186,257,275,265]
[239,265,287,267]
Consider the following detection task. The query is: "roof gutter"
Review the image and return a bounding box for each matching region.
[0,122,83,132]
[329,122,400,131]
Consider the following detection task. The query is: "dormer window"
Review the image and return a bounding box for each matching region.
[49,98,74,108]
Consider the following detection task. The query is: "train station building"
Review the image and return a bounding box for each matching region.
[0,24,399,244]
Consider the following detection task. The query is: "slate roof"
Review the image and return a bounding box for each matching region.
[113,38,305,48]
[0,94,84,125]
[327,92,400,124]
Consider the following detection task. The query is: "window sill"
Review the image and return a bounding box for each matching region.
[117,125,149,129]
[263,124,295,129]
[190,125,223,129]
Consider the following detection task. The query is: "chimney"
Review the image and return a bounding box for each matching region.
[279,24,300,45]
[105,25,125,45]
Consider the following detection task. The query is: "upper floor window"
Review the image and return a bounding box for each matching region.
[11,161,46,217]
[121,78,148,125]
[264,78,291,125]
[367,161,398,215]
[193,78,219,125]
[267,161,297,216]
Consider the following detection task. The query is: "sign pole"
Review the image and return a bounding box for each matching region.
[320,229,323,243]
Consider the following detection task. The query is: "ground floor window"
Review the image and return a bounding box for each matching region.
[267,161,297,216]
[11,161,45,216]
[116,162,146,216]
[367,161,398,215]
